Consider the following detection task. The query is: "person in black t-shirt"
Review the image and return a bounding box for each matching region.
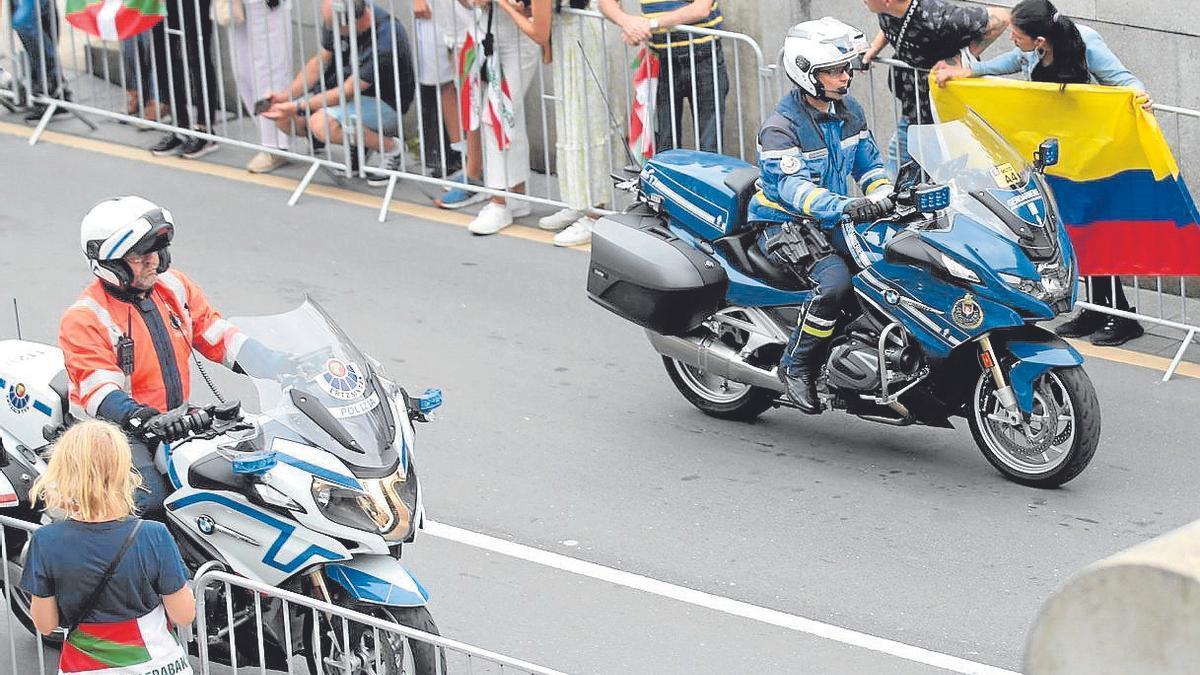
[861,0,1009,176]
[263,0,415,175]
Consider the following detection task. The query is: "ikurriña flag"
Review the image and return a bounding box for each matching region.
[930,76,1200,276]
[66,0,166,41]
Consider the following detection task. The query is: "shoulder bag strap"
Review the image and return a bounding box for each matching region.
[66,520,144,634]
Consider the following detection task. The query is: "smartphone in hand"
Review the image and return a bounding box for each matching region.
[253,97,273,115]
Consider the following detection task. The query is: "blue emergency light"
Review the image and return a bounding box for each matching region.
[415,388,443,415]
[232,449,278,475]
[914,184,952,213]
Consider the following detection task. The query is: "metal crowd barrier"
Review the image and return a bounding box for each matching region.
[0,514,564,675]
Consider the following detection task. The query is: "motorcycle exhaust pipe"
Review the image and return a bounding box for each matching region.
[647,330,786,393]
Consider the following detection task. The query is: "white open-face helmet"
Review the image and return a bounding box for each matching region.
[782,17,868,99]
[80,196,174,289]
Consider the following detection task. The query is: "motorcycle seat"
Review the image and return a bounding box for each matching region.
[714,229,810,291]
[722,166,760,235]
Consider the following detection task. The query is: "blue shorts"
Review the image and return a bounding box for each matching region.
[323,96,399,137]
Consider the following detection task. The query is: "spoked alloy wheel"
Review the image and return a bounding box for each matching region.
[305,604,446,675]
[968,366,1100,488]
[662,356,778,422]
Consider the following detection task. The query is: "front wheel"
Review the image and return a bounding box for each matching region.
[304,603,446,675]
[968,366,1100,488]
[662,356,778,422]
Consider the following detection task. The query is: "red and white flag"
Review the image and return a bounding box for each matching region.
[482,49,516,151]
[457,30,482,133]
[628,46,659,162]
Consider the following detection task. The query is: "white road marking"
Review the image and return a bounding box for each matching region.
[423,520,1020,675]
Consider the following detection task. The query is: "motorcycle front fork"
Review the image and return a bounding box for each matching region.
[977,334,1022,425]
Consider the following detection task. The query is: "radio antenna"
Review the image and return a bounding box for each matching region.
[12,299,21,340]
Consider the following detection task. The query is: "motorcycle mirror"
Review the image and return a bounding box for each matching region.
[1034,138,1059,172]
[895,161,926,191]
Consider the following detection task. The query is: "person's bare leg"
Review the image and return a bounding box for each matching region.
[440,82,461,144]
[490,182,524,206]
[465,126,482,180]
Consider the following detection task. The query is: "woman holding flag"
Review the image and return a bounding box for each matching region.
[499,0,609,246]
[454,0,542,236]
[933,0,1150,346]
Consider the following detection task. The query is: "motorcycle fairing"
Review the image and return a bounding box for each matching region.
[993,328,1085,413]
[324,555,430,607]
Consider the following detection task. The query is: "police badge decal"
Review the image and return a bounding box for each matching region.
[951,294,984,330]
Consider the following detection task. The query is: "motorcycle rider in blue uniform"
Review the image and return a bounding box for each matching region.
[755,18,895,414]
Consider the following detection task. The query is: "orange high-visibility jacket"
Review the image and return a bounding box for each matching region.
[58,270,246,418]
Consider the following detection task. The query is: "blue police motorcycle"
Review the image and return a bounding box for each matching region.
[588,113,1100,488]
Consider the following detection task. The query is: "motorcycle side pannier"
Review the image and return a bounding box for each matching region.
[587,211,728,336]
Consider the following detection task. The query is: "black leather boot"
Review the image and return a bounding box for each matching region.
[779,363,822,415]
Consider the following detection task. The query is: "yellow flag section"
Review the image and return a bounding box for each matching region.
[929,75,1200,276]
[929,76,1175,180]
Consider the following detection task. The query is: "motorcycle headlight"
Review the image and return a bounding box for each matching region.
[999,272,1042,296]
[310,460,416,542]
[253,481,303,512]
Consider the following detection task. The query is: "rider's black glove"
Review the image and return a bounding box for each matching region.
[843,197,892,224]
[144,410,192,443]
[124,405,161,433]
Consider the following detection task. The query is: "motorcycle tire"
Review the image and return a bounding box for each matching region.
[662,356,778,422]
[968,365,1100,489]
[303,603,446,675]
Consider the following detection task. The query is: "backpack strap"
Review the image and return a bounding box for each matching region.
[66,519,144,634]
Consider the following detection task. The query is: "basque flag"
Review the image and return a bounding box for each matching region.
[932,76,1200,276]
[628,46,660,163]
[65,0,166,40]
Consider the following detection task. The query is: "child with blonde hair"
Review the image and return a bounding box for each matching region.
[20,420,196,675]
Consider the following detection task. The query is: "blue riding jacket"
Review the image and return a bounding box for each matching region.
[752,90,891,228]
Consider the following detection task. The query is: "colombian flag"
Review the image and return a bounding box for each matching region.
[931,77,1200,276]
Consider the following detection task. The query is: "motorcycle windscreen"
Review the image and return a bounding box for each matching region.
[907,111,1059,247]
[229,300,398,470]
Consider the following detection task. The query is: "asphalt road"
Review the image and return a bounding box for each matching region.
[1,129,1199,674]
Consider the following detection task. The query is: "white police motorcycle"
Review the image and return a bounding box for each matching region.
[0,299,446,674]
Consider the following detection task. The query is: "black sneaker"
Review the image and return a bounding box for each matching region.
[180,135,219,159]
[1054,309,1107,338]
[367,152,405,187]
[778,365,822,415]
[150,134,184,156]
[1091,313,1145,347]
[23,101,70,122]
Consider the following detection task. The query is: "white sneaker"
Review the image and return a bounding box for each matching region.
[538,207,584,231]
[468,202,513,235]
[508,199,532,218]
[553,216,595,247]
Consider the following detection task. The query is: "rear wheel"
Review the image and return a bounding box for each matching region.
[968,366,1100,488]
[662,356,778,422]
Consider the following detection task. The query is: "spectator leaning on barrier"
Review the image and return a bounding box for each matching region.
[933,0,1150,346]
[20,420,196,674]
[225,0,295,174]
[10,0,71,121]
[502,0,609,247]
[454,0,542,236]
[861,0,1009,177]
[149,0,223,159]
[262,0,415,182]
[599,0,728,154]
[413,0,472,178]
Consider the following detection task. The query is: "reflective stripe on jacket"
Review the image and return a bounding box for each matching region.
[59,270,246,418]
[755,90,891,228]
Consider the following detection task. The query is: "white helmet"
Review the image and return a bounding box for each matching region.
[782,18,868,99]
[80,196,174,289]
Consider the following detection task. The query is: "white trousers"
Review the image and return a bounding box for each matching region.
[481,12,540,190]
[229,0,293,149]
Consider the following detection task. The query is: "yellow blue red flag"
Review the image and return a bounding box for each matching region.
[930,76,1200,276]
